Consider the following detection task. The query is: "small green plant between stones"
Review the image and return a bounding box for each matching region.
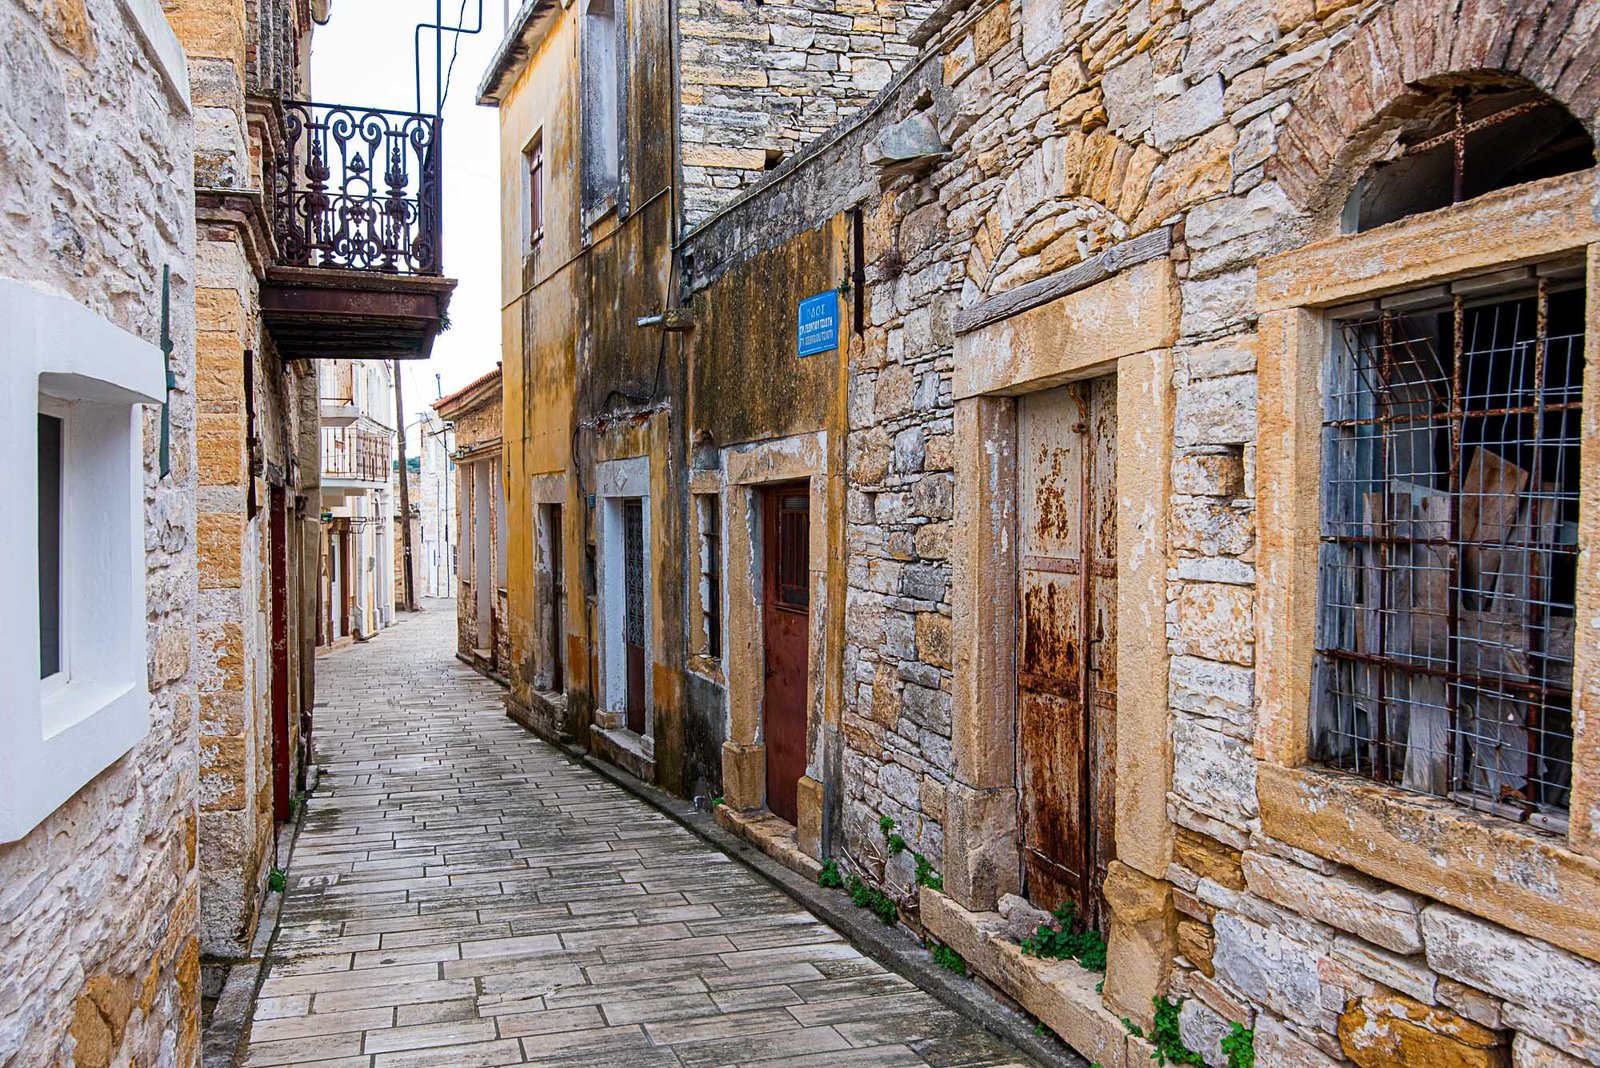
[268,867,286,893]
[912,852,943,891]
[879,815,895,837]
[818,859,843,889]
[886,832,907,855]
[1221,1021,1256,1068]
[1020,900,1107,973]
[931,944,966,976]
[1148,997,1206,1067]
[844,875,898,925]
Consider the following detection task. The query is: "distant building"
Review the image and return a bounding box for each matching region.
[478,1,1600,1065]
[417,410,458,599]
[319,359,399,645]
[434,367,506,681]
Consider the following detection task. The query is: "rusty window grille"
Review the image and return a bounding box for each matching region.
[1348,84,1595,233]
[1314,267,1585,829]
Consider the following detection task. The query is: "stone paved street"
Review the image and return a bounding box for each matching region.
[243,602,1037,1067]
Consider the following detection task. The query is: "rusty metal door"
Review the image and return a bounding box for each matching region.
[763,485,811,825]
[1017,377,1118,926]
[623,498,647,734]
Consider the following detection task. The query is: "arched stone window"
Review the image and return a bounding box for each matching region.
[1344,80,1595,232]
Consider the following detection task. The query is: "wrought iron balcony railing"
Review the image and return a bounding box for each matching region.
[323,426,394,484]
[273,101,443,276]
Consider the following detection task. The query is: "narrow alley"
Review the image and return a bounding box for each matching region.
[242,603,1038,1068]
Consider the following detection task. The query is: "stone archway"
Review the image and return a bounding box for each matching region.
[1269,0,1600,212]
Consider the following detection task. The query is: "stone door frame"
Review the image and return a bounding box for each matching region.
[718,431,836,856]
[595,455,654,742]
[942,259,1178,1021]
[530,472,568,695]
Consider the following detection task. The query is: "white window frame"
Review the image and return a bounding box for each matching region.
[0,280,165,843]
[38,394,71,697]
[595,456,652,735]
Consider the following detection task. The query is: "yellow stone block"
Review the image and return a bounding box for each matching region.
[198,512,243,590]
[197,413,245,487]
[1339,993,1509,1068]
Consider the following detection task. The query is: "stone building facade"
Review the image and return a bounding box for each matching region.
[163,0,326,965]
[435,367,508,680]
[676,0,932,223]
[480,0,922,807]
[416,408,458,599]
[487,0,1600,1065]
[318,358,398,646]
[0,2,201,1064]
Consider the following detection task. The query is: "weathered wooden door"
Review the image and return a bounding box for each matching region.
[1016,378,1118,926]
[623,498,647,734]
[763,485,811,824]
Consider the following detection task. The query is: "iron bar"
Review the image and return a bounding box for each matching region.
[273,101,443,275]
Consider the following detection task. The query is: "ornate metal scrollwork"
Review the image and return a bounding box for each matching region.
[274,101,443,275]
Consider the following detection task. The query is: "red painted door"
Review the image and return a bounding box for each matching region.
[763,485,811,824]
[1016,378,1118,928]
[270,487,291,823]
[549,505,565,693]
[623,498,647,735]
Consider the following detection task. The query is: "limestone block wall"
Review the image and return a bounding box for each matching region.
[0,1,201,1064]
[172,0,321,960]
[676,0,934,225]
[843,181,959,891]
[834,0,1600,1064]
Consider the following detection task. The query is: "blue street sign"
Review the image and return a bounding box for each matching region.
[797,290,840,357]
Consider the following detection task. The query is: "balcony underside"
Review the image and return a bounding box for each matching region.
[263,267,456,361]
[322,479,389,502]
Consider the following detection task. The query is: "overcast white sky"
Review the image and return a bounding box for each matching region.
[312,1,510,443]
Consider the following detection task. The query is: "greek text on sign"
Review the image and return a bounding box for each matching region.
[797,290,840,357]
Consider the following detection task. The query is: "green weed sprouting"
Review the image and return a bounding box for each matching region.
[818,859,843,889]
[932,944,966,976]
[1019,900,1107,973]
[1148,998,1207,1067]
[1221,1021,1256,1068]
[844,875,898,925]
[912,853,943,891]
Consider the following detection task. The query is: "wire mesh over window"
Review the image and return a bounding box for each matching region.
[1314,267,1585,829]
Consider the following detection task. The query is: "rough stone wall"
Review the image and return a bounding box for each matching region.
[676,0,935,225]
[833,0,1600,1064]
[0,1,201,1064]
[169,0,321,960]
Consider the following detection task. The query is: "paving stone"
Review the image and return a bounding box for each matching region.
[239,602,1037,1066]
